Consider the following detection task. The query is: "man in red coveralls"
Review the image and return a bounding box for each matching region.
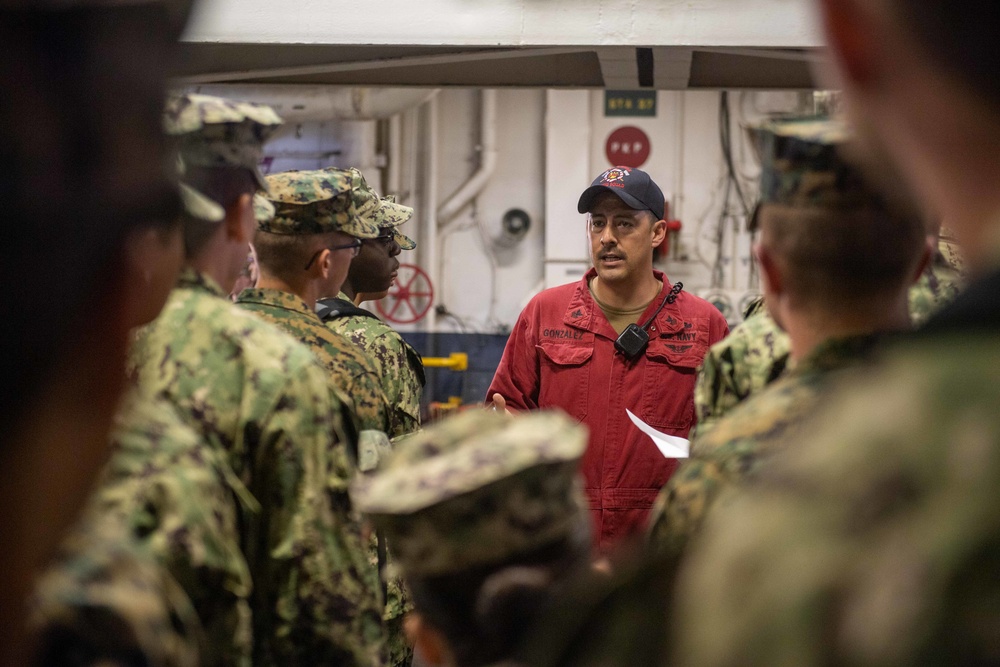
[488,166,729,551]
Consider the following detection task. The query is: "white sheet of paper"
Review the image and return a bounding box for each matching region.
[626,409,690,459]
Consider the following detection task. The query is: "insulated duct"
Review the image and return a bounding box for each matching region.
[189,84,439,122]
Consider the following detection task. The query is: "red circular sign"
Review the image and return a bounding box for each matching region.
[375,263,435,324]
[605,126,651,168]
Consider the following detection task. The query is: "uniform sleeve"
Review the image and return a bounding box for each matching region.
[692,345,732,439]
[486,302,541,411]
[93,398,255,664]
[255,361,385,666]
[344,347,397,440]
[369,329,422,436]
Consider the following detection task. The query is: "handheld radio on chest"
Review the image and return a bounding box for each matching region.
[614,282,684,360]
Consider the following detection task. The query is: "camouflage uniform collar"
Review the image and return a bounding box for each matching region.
[796,333,881,376]
[177,266,227,299]
[235,287,318,321]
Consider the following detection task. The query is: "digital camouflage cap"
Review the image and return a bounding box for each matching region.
[252,193,275,225]
[747,116,870,230]
[262,168,380,238]
[350,410,590,578]
[163,93,282,191]
[375,194,416,250]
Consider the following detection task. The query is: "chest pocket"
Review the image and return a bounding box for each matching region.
[537,342,592,422]
[640,318,709,431]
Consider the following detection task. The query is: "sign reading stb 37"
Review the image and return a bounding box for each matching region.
[604,90,657,117]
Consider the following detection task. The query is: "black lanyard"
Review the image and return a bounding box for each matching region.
[614,282,684,360]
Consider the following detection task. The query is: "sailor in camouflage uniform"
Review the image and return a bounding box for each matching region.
[243,167,411,663]
[30,185,223,667]
[351,410,593,667]
[132,93,385,665]
[648,117,928,558]
[318,180,425,438]
[667,0,1000,661]
[239,167,398,445]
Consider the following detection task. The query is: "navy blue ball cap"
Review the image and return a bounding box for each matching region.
[577,166,665,220]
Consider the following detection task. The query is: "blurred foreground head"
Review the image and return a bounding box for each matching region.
[0,1,189,661]
[352,410,591,667]
[815,0,1000,268]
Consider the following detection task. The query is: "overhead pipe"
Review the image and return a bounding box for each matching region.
[422,96,440,331]
[436,89,499,227]
[189,84,439,123]
[386,113,403,196]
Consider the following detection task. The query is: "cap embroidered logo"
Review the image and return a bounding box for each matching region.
[601,167,631,186]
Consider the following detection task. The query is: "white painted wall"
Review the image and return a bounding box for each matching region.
[185,0,821,48]
[435,89,547,333]
[256,87,808,331]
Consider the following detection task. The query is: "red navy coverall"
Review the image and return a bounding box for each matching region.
[487,268,729,551]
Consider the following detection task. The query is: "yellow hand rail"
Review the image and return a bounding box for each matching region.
[421,352,468,371]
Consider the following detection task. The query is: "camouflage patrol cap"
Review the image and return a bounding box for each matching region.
[747,116,868,230]
[252,193,275,225]
[377,195,417,250]
[262,168,380,238]
[351,410,590,578]
[179,183,224,223]
[163,93,282,191]
[344,168,413,243]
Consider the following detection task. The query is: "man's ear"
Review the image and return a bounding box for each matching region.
[224,193,255,243]
[817,0,879,89]
[310,247,332,281]
[404,613,450,666]
[651,217,667,248]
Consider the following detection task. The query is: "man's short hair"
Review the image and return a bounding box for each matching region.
[889,0,1000,112]
[253,229,340,280]
[760,202,925,315]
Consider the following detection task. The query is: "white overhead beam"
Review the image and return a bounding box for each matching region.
[183,0,822,48]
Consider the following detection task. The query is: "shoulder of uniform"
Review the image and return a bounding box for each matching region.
[220,301,329,368]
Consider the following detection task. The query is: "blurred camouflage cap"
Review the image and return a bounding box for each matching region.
[351,410,590,577]
[163,93,282,191]
[747,116,870,230]
[252,193,275,225]
[262,168,380,238]
[179,183,224,223]
[377,194,416,250]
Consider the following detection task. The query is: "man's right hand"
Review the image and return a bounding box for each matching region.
[489,393,513,415]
